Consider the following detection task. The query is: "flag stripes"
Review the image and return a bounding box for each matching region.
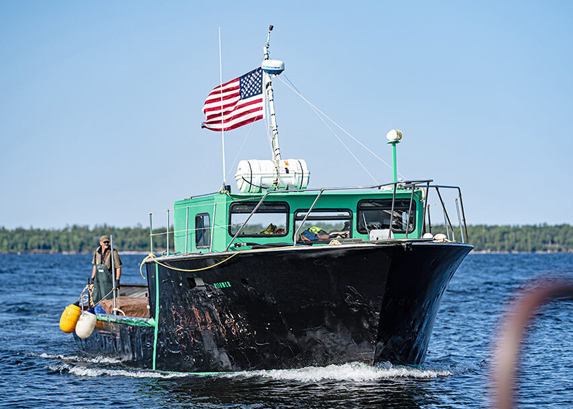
[201,67,264,132]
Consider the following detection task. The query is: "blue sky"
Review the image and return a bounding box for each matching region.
[1,1,572,229]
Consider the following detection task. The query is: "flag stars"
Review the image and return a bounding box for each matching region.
[240,68,263,100]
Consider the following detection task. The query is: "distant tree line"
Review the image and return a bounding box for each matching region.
[466,224,573,253]
[0,224,571,254]
[0,225,171,254]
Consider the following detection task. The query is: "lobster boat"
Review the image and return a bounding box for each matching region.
[70,27,473,373]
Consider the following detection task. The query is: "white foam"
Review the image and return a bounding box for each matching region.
[224,362,452,382]
[47,362,187,379]
[38,353,452,381]
[34,352,125,365]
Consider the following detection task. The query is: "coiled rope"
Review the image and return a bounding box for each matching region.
[77,283,123,315]
[77,284,93,307]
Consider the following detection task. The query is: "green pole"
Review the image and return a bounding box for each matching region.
[390,141,399,183]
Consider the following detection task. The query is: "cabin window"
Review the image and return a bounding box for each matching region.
[229,202,289,237]
[357,199,416,234]
[294,209,352,243]
[195,213,211,248]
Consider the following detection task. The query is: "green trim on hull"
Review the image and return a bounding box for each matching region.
[96,314,156,327]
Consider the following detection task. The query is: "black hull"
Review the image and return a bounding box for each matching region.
[74,242,472,372]
[74,319,155,368]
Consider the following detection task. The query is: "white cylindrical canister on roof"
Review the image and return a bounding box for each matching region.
[235,159,310,193]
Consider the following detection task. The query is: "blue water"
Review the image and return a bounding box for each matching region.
[0,253,572,408]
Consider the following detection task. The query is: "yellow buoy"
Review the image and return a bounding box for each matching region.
[59,303,82,333]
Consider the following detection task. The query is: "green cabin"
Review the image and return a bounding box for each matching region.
[172,187,424,255]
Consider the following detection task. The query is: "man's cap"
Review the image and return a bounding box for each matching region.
[100,235,110,243]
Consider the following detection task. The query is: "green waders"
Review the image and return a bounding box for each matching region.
[92,264,113,305]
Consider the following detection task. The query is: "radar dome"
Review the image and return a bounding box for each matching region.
[262,60,285,75]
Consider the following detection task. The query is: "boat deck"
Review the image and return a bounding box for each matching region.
[97,284,150,318]
[99,296,150,318]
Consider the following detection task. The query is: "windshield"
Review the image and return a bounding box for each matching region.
[357,199,416,234]
[229,202,289,237]
[294,209,352,243]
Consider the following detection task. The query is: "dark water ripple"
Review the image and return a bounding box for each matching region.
[0,253,572,408]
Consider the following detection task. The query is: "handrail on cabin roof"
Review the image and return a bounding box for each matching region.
[176,180,472,202]
[222,179,439,197]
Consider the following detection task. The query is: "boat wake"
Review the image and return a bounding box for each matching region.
[46,362,185,378]
[37,353,454,381]
[35,353,186,379]
[35,352,125,365]
[225,362,452,382]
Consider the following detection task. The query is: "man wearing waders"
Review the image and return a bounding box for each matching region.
[91,235,122,305]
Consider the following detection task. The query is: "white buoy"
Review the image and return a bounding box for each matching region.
[423,233,434,239]
[75,309,97,339]
[434,233,448,242]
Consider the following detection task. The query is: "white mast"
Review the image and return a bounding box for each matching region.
[262,25,284,164]
[234,26,310,194]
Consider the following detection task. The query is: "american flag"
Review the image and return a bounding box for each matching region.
[201,67,265,131]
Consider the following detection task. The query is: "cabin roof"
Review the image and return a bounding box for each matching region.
[174,187,419,206]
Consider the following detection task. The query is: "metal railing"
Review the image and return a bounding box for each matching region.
[421,183,469,244]
[148,210,173,255]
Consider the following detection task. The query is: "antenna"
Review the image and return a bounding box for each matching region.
[264,25,273,60]
[219,27,227,189]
